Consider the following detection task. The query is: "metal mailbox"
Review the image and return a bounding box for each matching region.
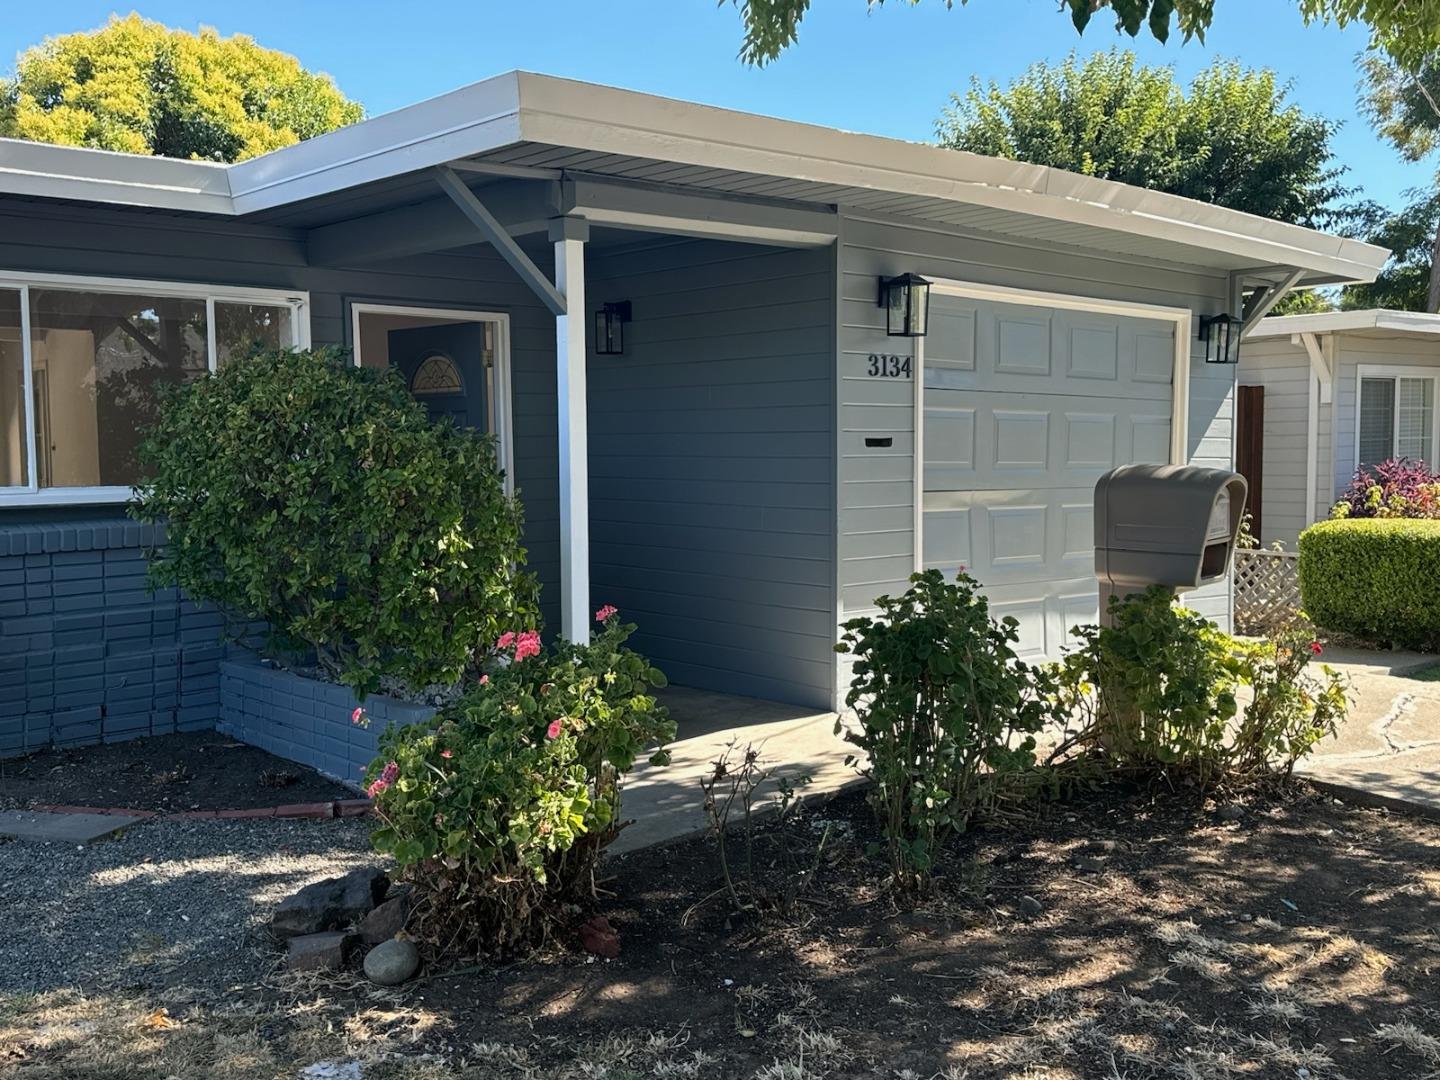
[1093,464,1248,622]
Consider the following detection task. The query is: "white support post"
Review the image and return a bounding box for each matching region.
[551,216,591,645]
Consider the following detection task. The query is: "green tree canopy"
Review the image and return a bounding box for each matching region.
[0,13,362,161]
[1341,191,1440,310]
[937,51,1354,230]
[732,1,1440,71]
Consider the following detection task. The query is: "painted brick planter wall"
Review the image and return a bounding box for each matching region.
[218,658,436,785]
[0,521,225,759]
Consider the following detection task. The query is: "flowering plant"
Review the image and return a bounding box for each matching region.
[365,611,674,954]
[1332,458,1440,520]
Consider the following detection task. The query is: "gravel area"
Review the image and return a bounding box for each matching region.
[0,816,386,994]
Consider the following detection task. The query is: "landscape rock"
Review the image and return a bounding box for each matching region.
[1218,804,1246,822]
[1074,856,1107,874]
[579,915,621,959]
[1018,895,1045,919]
[358,894,410,945]
[363,938,420,985]
[271,867,389,939]
[287,931,353,972]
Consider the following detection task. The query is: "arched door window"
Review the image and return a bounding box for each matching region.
[409,353,464,395]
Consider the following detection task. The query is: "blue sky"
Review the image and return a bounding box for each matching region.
[1,1,1431,213]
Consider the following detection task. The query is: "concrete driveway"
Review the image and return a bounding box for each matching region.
[1297,647,1440,815]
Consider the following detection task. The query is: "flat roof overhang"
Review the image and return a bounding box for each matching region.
[0,70,1390,287]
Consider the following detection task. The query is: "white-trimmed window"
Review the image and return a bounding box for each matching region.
[0,273,308,506]
[1357,365,1440,471]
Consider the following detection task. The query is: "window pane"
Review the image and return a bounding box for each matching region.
[1397,377,1435,466]
[1358,377,1396,470]
[28,289,207,488]
[0,291,26,488]
[215,301,293,365]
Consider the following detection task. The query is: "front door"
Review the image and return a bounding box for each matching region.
[388,323,488,431]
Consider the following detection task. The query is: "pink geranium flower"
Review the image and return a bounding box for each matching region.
[595,604,618,623]
[514,630,542,661]
[496,631,516,649]
[367,778,389,798]
[440,749,453,759]
[546,718,563,740]
[1310,641,1323,657]
[479,674,490,686]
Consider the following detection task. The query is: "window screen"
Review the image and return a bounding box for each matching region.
[1358,377,1396,470]
[1397,376,1435,466]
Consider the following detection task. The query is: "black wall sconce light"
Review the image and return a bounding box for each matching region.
[1199,312,1242,365]
[878,273,932,337]
[595,301,632,356]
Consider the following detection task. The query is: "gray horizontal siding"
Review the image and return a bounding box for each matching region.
[1237,338,1317,549]
[588,239,836,709]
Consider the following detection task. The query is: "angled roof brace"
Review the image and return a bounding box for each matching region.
[434,165,567,316]
[1239,267,1306,337]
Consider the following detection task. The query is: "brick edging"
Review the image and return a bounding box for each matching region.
[30,798,372,821]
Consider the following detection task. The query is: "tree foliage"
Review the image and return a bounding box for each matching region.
[0,13,362,161]
[1341,190,1440,310]
[937,51,1353,230]
[731,0,1440,71]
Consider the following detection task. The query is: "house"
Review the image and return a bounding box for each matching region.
[1240,309,1440,548]
[0,71,1387,765]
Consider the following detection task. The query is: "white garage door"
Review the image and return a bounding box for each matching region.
[921,290,1179,661]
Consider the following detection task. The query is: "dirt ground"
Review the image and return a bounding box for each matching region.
[3,776,1438,1079]
[0,730,355,812]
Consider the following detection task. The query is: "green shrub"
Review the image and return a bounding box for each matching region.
[1054,587,1243,782]
[1231,627,1348,777]
[132,347,537,695]
[366,611,674,955]
[836,569,1060,892]
[1053,588,1347,782]
[1299,518,1440,649]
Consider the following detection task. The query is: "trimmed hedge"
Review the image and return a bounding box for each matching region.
[1298,519,1440,649]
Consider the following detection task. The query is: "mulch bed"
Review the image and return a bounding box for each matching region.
[416,780,1440,1078]
[5,777,1439,1079]
[0,730,355,813]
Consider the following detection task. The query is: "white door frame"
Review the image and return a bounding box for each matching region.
[914,277,1193,571]
[349,302,516,493]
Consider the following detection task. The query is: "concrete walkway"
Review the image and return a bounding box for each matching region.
[611,686,858,855]
[1297,647,1440,815]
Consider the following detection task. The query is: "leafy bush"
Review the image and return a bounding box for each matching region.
[1299,518,1440,648]
[1231,628,1348,777]
[1053,587,1347,782]
[1331,457,1440,519]
[366,610,674,955]
[1054,587,1243,782]
[836,569,1059,892]
[132,347,537,695]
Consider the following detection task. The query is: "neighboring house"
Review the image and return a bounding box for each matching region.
[0,71,1386,763]
[1240,309,1440,548]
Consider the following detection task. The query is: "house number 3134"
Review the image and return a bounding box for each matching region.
[867,354,912,378]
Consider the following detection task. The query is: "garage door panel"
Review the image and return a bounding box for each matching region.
[922,291,1176,662]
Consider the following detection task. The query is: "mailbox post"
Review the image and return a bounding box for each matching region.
[1093,465,1248,626]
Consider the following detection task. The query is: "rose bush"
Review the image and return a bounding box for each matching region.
[366,607,675,955]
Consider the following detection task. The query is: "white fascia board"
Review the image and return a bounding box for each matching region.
[225,72,525,214]
[1251,308,1440,339]
[510,72,1389,284]
[0,137,233,214]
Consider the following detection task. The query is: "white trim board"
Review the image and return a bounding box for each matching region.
[913,277,1194,573]
[349,302,516,495]
[1253,308,1440,340]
